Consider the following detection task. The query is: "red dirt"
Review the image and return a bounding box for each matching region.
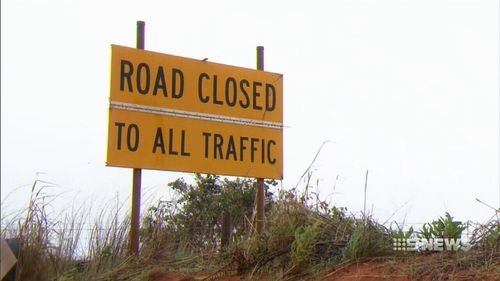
[322,256,500,281]
[152,255,500,281]
[322,260,409,281]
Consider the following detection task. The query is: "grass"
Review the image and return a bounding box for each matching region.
[1,177,499,281]
[1,180,135,281]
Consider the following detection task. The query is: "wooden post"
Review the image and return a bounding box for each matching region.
[256,46,265,234]
[363,169,368,218]
[221,211,231,250]
[130,20,145,256]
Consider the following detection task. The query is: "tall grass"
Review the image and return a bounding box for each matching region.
[0,180,134,281]
[1,177,498,281]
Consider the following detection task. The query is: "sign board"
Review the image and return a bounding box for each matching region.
[107,45,283,179]
[0,238,17,280]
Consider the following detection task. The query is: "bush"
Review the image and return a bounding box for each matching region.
[141,174,276,254]
[342,218,391,260]
[419,212,465,240]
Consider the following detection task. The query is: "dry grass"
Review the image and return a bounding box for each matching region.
[1,180,137,281]
[1,178,499,281]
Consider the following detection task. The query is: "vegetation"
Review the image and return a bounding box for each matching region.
[1,175,499,281]
[419,212,465,240]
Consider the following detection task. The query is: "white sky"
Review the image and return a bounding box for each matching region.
[1,0,499,227]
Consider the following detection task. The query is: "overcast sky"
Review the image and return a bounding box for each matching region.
[1,0,499,226]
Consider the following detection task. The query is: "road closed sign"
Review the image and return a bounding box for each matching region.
[107,45,283,179]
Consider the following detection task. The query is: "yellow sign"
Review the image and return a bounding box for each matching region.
[107,45,283,179]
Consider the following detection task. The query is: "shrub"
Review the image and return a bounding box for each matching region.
[419,212,465,240]
[342,218,391,260]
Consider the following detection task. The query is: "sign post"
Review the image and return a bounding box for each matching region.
[256,46,265,234]
[107,23,283,252]
[130,20,144,256]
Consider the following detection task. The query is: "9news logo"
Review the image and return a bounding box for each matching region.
[392,238,471,252]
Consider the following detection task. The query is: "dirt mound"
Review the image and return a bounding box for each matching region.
[323,255,500,281]
[152,254,500,281]
[323,260,409,281]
